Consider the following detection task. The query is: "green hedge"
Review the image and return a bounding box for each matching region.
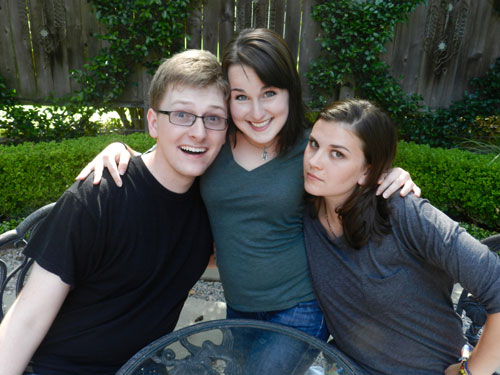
[0,133,154,221]
[395,142,499,231]
[1,136,499,234]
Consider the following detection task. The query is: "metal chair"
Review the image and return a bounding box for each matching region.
[455,234,500,346]
[0,202,55,320]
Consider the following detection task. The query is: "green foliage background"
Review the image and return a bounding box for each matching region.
[0,0,190,143]
[1,1,499,239]
[308,0,500,148]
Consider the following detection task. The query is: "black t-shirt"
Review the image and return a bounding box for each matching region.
[24,157,213,375]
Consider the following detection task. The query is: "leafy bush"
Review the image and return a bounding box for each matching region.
[459,222,497,241]
[0,104,101,144]
[0,217,23,233]
[402,59,500,147]
[459,115,500,166]
[395,142,500,231]
[0,133,154,222]
[0,75,16,106]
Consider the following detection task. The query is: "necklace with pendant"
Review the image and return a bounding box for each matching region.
[240,132,277,161]
[262,145,269,161]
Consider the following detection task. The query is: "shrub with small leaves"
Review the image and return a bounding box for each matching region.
[395,141,500,231]
[0,133,155,222]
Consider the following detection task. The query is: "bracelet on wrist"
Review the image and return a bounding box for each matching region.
[459,360,472,375]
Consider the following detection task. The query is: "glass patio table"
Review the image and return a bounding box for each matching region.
[116,319,356,375]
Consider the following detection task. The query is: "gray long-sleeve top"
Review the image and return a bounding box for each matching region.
[304,194,500,375]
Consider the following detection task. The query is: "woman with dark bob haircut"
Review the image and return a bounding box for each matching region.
[76,30,419,372]
[303,99,500,375]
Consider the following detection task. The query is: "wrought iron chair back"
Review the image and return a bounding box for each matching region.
[455,234,500,346]
[0,202,55,320]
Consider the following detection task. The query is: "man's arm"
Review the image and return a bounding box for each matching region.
[0,263,70,375]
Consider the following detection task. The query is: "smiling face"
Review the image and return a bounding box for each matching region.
[303,119,369,208]
[147,83,227,192]
[228,64,289,147]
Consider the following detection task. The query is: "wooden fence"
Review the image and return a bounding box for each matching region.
[1,0,499,111]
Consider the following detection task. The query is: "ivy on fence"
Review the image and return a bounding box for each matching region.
[308,0,425,117]
[1,0,499,148]
[71,0,190,106]
[307,0,500,148]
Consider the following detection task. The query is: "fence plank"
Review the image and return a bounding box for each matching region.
[80,1,106,61]
[203,0,220,55]
[26,0,69,98]
[299,0,321,105]
[456,0,500,101]
[383,3,427,102]
[284,0,301,62]
[4,0,37,99]
[269,0,286,36]
[0,0,19,93]
[187,0,202,49]
[219,0,235,54]
[64,1,84,93]
[254,0,269,28]
[236,0,252,31]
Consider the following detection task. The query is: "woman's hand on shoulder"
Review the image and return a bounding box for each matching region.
[376,167,421,199]
[75,142,132,187]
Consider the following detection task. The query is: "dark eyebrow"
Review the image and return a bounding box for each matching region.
[310,135,351,153]
[329,144,350,153]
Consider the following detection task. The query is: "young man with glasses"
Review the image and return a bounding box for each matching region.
[0,50,229,375]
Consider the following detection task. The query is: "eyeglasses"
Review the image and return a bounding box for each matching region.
[156,110,228,131]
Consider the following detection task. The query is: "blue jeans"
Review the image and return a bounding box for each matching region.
[226,299,328,374]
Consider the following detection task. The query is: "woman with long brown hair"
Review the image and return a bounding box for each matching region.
[303,99,500,375]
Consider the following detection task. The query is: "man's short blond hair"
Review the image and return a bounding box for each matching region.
[149,49,229,110]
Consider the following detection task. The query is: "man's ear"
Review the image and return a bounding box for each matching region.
[357,165,370,186]
[147,108,159,138]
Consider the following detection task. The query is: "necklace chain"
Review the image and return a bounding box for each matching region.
[239,132,275,161]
